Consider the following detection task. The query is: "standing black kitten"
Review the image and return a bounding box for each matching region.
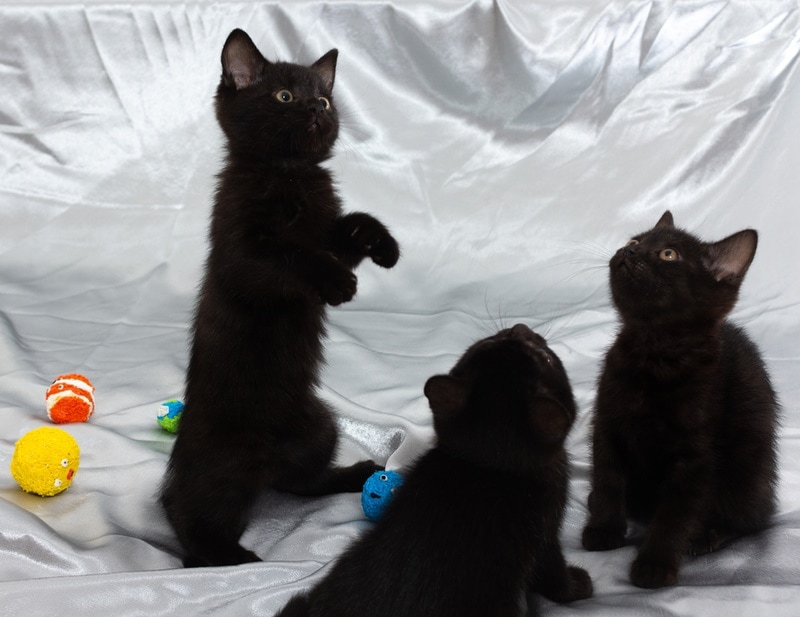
[582,211,778,588]
[160,29,400,567]
[276,324,593,617]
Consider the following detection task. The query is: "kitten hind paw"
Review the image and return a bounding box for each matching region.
[629,554,678,589]
[289,460,382,496]
[183,546,261,568]
[688,528,735,556]
[581,525,626,552]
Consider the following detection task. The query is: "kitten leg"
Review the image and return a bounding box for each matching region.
[582,440,628,551]
[688,489,775,556]
[181,529,261,568]
[629,454,711,588]
[271,397,382,496]
[582,382,630,552]
[333,212,400,269]
[165,500,263,567]
[162,449,264,567]
[278,459,382,496]
[530,541,593,603]
[688,438,777,557]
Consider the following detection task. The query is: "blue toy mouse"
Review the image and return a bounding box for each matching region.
[361,470,404,521]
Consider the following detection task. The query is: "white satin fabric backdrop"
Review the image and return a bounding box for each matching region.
[1,1,799,615]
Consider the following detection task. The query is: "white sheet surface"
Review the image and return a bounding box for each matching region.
[1,1,799,615]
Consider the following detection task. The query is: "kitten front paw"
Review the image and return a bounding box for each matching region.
[340,213,400,268]
[330,460,383,493]
[349,460,384,484]
[581,524,626,552]
[366,230,400,268]
[183,545,261,568]
[565,566,594,601]
[318,265,357,306]
[629,553,678,589]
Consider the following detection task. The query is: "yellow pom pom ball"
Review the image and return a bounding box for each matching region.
[10,427,80,496]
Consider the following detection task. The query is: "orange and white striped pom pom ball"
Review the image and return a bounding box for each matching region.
[46,374,95,424]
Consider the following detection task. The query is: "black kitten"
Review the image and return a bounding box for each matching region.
[160,29,400,567]
[582,211,778,588]
[276,325,593,617]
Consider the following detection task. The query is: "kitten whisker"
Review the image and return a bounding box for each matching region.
[562,239,615,260]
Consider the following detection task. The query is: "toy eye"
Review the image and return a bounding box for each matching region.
[61,459,69,468]
[624,239,639,248]
[275,89,293,103]
[318,96,331,110]
[380,474,388,482]
[54,479,63,487]
[58,384,65,390]
[659,248,679,261]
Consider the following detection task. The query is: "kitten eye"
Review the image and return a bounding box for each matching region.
[624,239,639,248]
[659,248,679,261]
[318,96,331,110]
[275,89,294,103]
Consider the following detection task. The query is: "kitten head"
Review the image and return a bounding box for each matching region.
[423,324,576,470]
[215,29,339,162]
[609,210,758,326]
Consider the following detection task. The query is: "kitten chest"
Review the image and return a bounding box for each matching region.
[257,168,342,245]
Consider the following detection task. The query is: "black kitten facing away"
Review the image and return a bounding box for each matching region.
[582,211,778,588]
[160,29,399,567]
[276,325,593,617]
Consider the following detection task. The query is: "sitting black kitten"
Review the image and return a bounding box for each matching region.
[276,324,593,617]
[582,211,779,588]
[160,29,400,567]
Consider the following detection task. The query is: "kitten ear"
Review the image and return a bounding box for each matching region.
[704,229,758,282]
[221,29,268,90]
[311,49,338,92]
[529,398,570,444]
[424,375,466,419]
[655,210,675,229]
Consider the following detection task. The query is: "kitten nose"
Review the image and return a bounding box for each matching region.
[509,323,549,348]
[511,324,531,336]
[623,245,637,256]
[510,323,533,338]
